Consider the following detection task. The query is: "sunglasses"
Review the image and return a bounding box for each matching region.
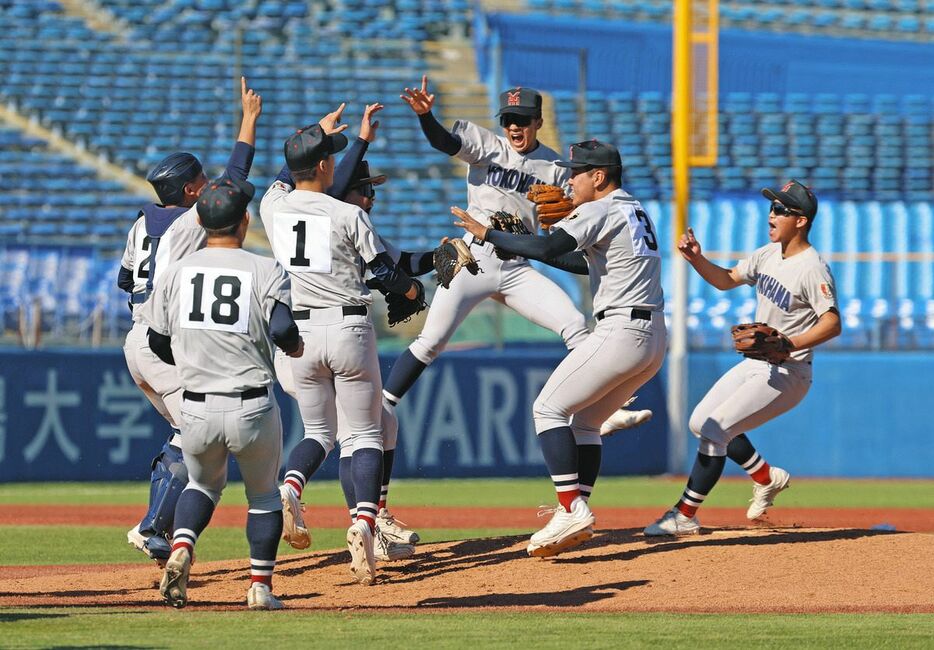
[500,113,534,128]
[356,183,375,199]
[770,202,803,217]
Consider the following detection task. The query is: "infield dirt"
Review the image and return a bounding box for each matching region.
[3,526,932,613]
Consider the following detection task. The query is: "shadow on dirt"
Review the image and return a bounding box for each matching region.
[417,579,650,608]
[549,527,897,565]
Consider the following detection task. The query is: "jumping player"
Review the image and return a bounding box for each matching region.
[119,78,261,564]
[145,176,302,610]
[383,76,649,503]
[645,180,840,536]
[453,140,667,556]
[261,112,422,585]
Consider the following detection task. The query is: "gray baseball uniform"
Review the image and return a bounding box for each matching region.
[144,247,291,511]
[533,189,667,443]
[406,122,588,368]
[260,180,385,456]
[689,243,838,455]
[121,207,207,432]
[272,234,401,460]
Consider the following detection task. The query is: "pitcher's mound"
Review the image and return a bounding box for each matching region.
[3,527,932,613]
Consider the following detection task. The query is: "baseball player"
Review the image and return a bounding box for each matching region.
[120,78,261,564]
[273,104,423,560]
[453,140,667,557]
[260,112,423,585]
[144,176,302,610]
[332,159,423,561]
[645,180,840,536]
[381,76,648,500]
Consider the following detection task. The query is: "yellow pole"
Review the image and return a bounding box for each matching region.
[673,0,691,242]
[668,0,692,472]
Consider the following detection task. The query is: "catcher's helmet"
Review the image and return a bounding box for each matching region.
[146,152,203,206]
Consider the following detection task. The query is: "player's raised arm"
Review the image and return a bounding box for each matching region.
[330,103,383,200]
[237,76,262,146]
[402,74,461,156]
[678,228,744,290]
[318,102,349,135]
[224,76,261,182]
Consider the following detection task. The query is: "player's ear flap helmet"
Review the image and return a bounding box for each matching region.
[146,152,203,206]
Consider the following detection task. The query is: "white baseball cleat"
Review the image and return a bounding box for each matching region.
[279,485,311,550]
[527,497,596,558]
[159,547,191,609]
[375,526,415,561]
[346,520,377,585]
[600,408,653,437]
[376,507,420,544]
[747,466,791,520]
[247,582,285,610]
[643,507,701,536]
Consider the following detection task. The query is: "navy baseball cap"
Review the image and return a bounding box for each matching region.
[196,176,255,230]
[284,124,348,173]
[762,179,818,219]
[349,160,387,190]
[556,140,622,169]
[497,87,543,117]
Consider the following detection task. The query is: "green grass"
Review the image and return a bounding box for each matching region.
[0,527,527,565]
[1,477,932,509]
[1,610,932,649]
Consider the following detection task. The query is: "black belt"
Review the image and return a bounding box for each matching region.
[183,386,268,402]
[293,305,367,320]
[596,308,652,322]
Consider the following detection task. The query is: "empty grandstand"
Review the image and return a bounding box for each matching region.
[0,0,930,349]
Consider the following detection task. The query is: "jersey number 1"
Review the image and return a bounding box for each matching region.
[273,215,331,273]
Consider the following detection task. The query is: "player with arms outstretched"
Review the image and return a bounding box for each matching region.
[645,180,841,536]
[454,140,667,556]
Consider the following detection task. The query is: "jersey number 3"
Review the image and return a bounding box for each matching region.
[179,267,253,334]
[628,208,660,257]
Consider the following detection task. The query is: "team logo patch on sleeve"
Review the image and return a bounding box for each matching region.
[820,283,833,299]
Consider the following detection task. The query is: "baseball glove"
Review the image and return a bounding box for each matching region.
[366,278,428,327]
[433,238,480,289]
[527,184,574,230]
[488,210,530,261]
[731,322,794,365]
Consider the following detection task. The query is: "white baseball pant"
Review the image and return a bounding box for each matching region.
[689,358,812,456]
[407,238,589,365]
[533,310,667,443]
[179,389,283,512]
[124,321,183,436]
[289,307,383,455]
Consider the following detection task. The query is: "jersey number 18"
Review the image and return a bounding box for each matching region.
[179,267,253,334]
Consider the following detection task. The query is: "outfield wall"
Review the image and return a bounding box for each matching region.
[0,348,929,481]
[477,12,934,97]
